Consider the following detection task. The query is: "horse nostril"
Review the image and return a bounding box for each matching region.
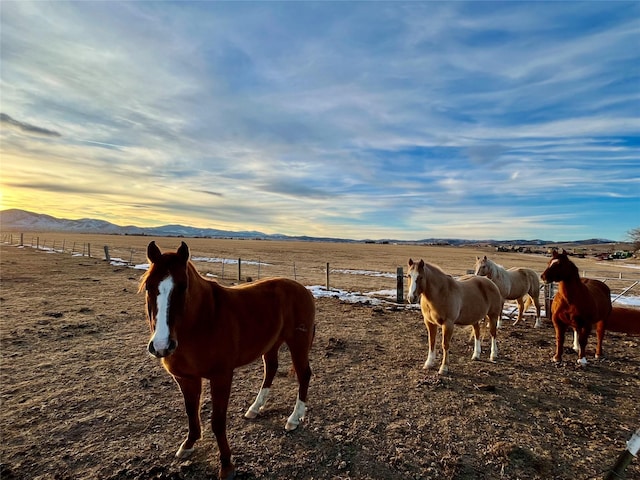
[148,341,156,356]
[168,339,178,353]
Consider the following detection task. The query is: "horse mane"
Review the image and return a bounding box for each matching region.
[138,268,151,294]
[423,260,449,276]
[484,258,508,283]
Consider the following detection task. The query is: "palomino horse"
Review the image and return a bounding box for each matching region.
[407,258,502,375]
[474,256,542,328]
[541,249,611,366]
[140,242,315,480]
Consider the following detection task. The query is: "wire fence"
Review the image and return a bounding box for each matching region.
[3,233,640,311]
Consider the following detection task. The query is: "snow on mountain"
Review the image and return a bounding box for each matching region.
[0,209,266,239]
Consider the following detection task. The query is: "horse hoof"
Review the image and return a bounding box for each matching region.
[244,409,259,419]
[219,466,236,480]
[176,445,195,459]
[285,420,299,431]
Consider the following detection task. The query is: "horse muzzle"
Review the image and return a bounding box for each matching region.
[148,338,177,358]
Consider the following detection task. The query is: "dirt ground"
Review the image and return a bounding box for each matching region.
[1,237,639,480]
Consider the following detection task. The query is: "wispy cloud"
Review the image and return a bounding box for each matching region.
[1,1,638,240]
[0,113,61,137]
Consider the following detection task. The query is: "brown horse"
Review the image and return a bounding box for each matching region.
[474,256,542,328]
[407,258,502,375]
[607,306,640,336]
[541,249,611,366]
[140,241,315,480]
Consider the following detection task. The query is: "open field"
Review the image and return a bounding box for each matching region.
[1,235,639,480]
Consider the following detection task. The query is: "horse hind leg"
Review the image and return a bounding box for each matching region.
[471,323,482,361]
[244,345,281,419]
[487,315,498,362]
[532,293,543,328]
[284,333,313,431]
[513,297,526,326]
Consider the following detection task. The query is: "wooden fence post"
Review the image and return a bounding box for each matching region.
[326,263,330,290]
[104,246,110,262]
[20,233,23,246]
[396,267,404,304]
[88,243,91,257]
[238,258,241,282]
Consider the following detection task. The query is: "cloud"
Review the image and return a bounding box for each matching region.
[0,113,61,137]
[0,1,638,241]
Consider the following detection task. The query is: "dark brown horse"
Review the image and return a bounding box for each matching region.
[140,241,315,480]
[607,306,640,336]
[541,249,611,366]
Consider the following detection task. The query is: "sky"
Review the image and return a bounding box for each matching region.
[1,1,639,241]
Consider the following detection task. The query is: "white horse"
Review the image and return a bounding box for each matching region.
[474,256,542,328]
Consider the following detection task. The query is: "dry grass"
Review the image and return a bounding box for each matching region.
[1,236,639,480]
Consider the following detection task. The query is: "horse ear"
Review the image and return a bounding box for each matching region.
[177,241,190,263]
[561,249,567,255]
[418,259,425,269]
[483,255,488,260]
[408,258,414,267]
[147,241,162,264]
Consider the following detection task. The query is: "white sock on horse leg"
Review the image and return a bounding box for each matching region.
[472,338,481,360]
[285,398,306,431]
[244,387,270,419]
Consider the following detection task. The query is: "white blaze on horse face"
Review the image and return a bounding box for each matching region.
[407,270,419,303]
[150,276,174,352]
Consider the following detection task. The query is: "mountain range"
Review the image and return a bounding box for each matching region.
[0,208,616,247]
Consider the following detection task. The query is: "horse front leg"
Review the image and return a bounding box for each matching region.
[173,376,203,459]
[423,320,438,369]
[210,373,235,480]
[552,317,567,364]
[438,322,453,375]
[594,320,606,359]
[576,324,592,366]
